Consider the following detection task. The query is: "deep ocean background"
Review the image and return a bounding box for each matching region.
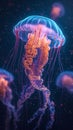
[0,0,73,130]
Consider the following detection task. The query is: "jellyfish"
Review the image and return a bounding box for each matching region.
[13,15,65,129]
[56,71,73,93]
[13,15,66,83]
[0,68,15,130]
[50,2,65,20]
[0,68,14,104]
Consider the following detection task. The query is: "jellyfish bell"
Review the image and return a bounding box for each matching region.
[56,71,73,93]
[13,15,65,48]
[62,75,73,93]
[0,68,14,83]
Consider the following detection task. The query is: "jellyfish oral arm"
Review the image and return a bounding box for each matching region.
[17,85,35,114]
[23,33,55,129]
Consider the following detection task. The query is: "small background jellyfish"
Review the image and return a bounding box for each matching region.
[13,15,65,130]
[0,68,14,104]
[56,71,73,93]
[0,68,15,130]
[50,2,65,20]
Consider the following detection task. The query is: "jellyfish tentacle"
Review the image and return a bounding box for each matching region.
[28,81,51,121]
[16,85,35,121]
[17,85,35,109]
[46,101,55,129]
[28,80,55,130]
[23,33,55,129]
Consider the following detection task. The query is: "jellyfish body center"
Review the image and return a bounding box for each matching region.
[27,24,52,42]
[51,6,61,18]
[62,75,73,89]
[0,77,8,98]
[23,25,51,80]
